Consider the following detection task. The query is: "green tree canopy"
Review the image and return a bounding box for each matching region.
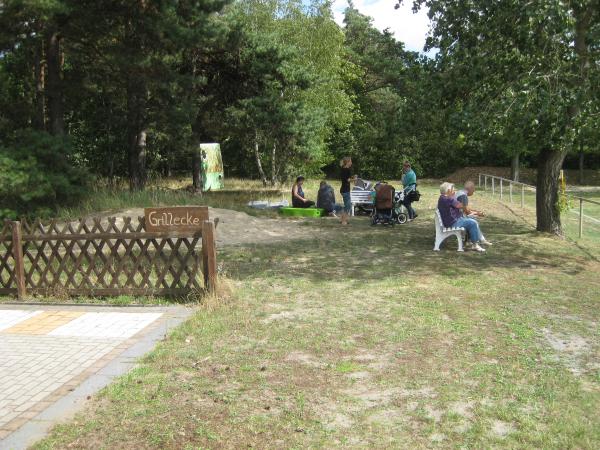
[408,0,600,233]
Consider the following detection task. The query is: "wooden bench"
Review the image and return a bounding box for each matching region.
[350,190,373,216]
[433,209,465,252]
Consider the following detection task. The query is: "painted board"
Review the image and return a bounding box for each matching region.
[199,143,224,191]
[144,206,209,233]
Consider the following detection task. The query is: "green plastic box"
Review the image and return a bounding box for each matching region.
[279,207,326,217]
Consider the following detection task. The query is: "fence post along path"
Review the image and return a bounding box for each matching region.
[11,221,26,300]
[478,173,600,240]
[0,206,218,299]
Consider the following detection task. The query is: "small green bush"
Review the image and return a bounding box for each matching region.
[0,131,89,219]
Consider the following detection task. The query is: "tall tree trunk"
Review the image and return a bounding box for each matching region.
[45,30,64,136]
[536,149,567,234]
[578,144,584,185]
[510,153,520,182]
[254,133,268,187]
[32,40,45,130]
[270,142,277,186]
[107,158,115,188]
[534,4,591,234]
[192,148,203,194]
[127,82,147,192]
[128,129,147,191]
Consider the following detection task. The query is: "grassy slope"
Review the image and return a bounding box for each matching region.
[477,183,600,259]
[54,178,292,220]
[33,182,600,449]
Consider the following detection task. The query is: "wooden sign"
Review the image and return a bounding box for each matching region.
[144,206,209,233]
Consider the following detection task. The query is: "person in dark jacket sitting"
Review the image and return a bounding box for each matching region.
[316,181,343,216]
[291,176,315,208]
[437,182,489,252]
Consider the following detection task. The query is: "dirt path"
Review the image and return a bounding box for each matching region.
[90,207,331,247]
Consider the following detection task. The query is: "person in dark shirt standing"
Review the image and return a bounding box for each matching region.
[339,156,356,225]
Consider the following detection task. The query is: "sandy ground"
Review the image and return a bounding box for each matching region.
[88,207,329,247]
[208,207,331,246]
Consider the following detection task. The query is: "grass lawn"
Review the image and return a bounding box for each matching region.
[54,177,293,220]
[31,181,600,449]
[476,182,600,259]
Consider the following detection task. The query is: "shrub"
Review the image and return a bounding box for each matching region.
[0,131,89,219]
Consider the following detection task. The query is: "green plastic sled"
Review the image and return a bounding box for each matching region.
[279,207,326,217]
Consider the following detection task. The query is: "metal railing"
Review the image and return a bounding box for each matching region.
[571,195,600,238]
[478,173,600,239]
[478,173,533,209]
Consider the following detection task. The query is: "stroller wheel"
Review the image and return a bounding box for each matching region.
[396,213,408,224]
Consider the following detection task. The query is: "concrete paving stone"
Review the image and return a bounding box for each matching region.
[0,306,191,449]
[0,311,43,332]
[2,386,22,397]
[49,312,163,338]
[22,385,45,398]
[31,380,56,391]
[29,392,51,403]
[56,375,75,384]
[14,402,35,413]
[20,381,40,393]
[19,411,40,420]
[4,394,20,403]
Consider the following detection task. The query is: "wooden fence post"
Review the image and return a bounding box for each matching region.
[521,184,524,208]
[11,221,26,300]
[509,182,513,203]
[484,176,487,191]
[202,220,217,291]
[478,174,481,187]
[500,178,503,200]
[492,177,495,196]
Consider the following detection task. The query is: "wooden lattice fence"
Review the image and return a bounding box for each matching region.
[0,216,217,299]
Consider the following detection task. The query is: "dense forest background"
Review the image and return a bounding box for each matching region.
[0,0,598,232]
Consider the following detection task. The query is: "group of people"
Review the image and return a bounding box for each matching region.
[291,156,354,225]
[291,158,492,250]
[437,181,492,252]
[291,157,419,225]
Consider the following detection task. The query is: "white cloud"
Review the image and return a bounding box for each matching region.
[332,0,434,56]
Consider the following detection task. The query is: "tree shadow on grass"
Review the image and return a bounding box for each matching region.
[221,212,592,283]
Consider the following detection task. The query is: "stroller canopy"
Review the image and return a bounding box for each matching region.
[375,184,394,209]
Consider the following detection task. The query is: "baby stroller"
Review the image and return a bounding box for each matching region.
[393,191,409,224]
[371,183,409,226]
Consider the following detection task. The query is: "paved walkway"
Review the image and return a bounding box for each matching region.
[0,304,194,449]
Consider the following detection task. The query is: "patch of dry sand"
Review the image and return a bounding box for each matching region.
[88,207,334,247]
